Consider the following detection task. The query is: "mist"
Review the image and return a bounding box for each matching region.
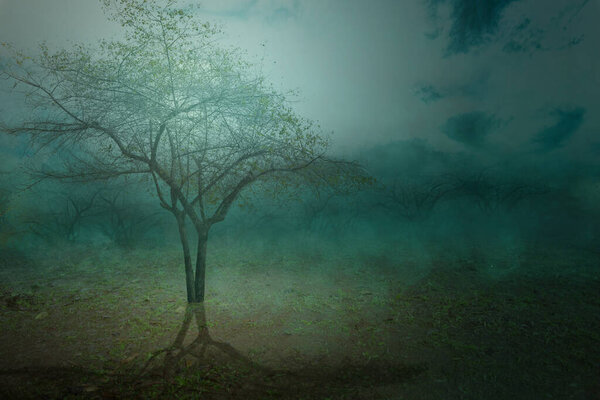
[0,0,599,399]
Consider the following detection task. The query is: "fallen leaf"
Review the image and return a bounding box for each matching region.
[34,311,48,320]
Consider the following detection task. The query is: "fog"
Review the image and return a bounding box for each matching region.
[0,1,599,399]
[2,0,599,257]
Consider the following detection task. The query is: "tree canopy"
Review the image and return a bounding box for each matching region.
[0,0,369,302]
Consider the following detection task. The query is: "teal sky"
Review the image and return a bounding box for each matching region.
[0,0,598,159]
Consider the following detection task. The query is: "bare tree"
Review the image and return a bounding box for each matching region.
[450,170,548,214]
[96,191,162,247]
[0,0,367,302]
[375,177,454,221]
[297,191,363,235]
[24,190,99,242]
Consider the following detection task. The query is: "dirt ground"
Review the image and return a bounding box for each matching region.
[0,240,599,399]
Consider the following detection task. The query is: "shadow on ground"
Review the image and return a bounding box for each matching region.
[0,304,427,399]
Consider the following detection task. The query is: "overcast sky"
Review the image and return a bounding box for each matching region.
[0,0,598,159]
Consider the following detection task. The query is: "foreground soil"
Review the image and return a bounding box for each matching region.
[0,240,599,399]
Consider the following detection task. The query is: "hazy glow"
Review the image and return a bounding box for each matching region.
[0,0,598,156]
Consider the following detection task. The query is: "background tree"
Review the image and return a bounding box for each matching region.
[0,0,366,303]
[22,188,99,243]
[295,191,364,236]
[374,176,454,221]
[96,191,163,248]
[449,169,549,214]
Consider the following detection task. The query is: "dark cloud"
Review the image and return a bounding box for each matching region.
[429,0,519,55]
[532,107,585,151]
[502,2,589,55]
[441,111,500,147]
[502,17,544,53]
[427,0,589,56]
[415,70,490,104]
[414,84,444,103]
[554,0,591,27]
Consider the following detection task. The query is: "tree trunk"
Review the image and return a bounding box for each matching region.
[175,213,195,303]
[193,231,208,303]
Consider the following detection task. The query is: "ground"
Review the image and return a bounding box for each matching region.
[0,237,599,399]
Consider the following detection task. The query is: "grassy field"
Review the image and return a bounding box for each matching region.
[0,237,599,399]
